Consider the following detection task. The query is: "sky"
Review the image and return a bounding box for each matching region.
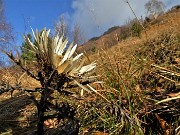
[3,0,180,46]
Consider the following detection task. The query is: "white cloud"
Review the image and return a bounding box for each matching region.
[71,0,179,39]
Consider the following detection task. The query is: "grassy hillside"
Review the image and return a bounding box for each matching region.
[0,7,179,135]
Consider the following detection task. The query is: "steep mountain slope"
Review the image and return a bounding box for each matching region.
[77,7,180,54]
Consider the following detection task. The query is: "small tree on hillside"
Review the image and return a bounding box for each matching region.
[21,33,36,63]
[54,15,69,39]
[54,15,85,46]
[73,23,86,45]
[0,0,14,66]
[73,24,80,45]
[131,21,142,37]
[0,0,14,46]
[145,0,165,19]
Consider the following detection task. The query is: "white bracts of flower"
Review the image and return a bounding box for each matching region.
[24,28,96,78]
[79,62,96,75]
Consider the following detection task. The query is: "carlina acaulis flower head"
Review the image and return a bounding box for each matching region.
[23,28,97,92]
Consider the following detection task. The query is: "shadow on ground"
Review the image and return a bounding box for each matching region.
[0,95,37,135]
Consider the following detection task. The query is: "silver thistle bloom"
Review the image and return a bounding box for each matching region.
[23,28,97,92]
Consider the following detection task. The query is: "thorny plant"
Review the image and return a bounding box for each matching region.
[2,28,98,135]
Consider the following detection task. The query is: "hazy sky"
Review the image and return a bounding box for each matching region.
[3,0,180,45]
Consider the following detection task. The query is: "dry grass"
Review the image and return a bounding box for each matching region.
[76,8,180,135]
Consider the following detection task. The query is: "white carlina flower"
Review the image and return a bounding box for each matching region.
[25,28,97,93]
